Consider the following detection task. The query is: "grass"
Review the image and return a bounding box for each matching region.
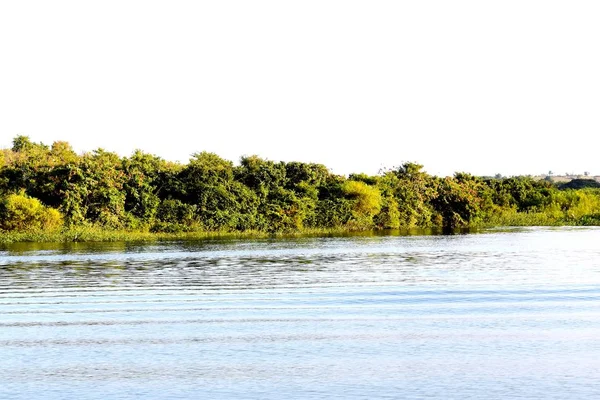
[0,226,361,244]
[2,212,599,244]
[482,210,563,227]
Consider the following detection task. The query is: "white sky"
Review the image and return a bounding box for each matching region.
[1,1,599,177]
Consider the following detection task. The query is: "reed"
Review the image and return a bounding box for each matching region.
[0,226,358,244]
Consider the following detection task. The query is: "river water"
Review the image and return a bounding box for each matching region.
[1,227,600,399]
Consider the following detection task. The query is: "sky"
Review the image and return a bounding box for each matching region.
[1,1,599,177]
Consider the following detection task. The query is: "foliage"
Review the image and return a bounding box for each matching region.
[0,192,63,231]
[432,173,494,228]
[1,136,599,240]
[559,179,600,190]
[122,150,164,227]
[342,180,382,229]
[385,163,437,227]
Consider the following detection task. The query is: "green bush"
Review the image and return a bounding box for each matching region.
[0,193,63,232]
[342,180,382,229]
[153,199,199,231]
[559,179,600,190]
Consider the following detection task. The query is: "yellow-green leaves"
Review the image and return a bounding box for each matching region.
[0,193,63,232]
[342,180,382,229]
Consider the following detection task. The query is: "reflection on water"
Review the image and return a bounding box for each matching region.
[1,227,600,399]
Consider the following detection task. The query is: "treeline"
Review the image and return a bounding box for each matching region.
[1,135,599,235]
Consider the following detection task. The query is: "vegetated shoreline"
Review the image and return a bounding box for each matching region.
[0,226,524,244]
[1,135,600,244]
[0,227,337,244]
[0,223,592,245]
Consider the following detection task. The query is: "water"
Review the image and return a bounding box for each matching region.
[1,227,600,399]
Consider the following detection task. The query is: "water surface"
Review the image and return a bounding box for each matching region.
[1,227,600,399]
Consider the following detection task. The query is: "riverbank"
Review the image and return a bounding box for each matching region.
[2,214,599,244]
[3,136,600,239]
[0,226,364,244]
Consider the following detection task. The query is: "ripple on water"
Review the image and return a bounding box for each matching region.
[1,227,600,399]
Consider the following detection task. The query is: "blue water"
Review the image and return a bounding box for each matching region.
[1,227,600,399]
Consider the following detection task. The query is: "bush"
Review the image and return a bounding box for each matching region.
[342,180,382,229]
[153,199,199,231]
[0,193,63,231]
[559,179,600,190]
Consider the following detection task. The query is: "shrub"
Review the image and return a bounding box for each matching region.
[0,193,63,231]
[342,180,382,229]
[559,179,600,190]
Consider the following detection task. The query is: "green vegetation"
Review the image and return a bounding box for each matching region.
[0,192,63,231]
[1,135,599,243]
[559,179,600,190]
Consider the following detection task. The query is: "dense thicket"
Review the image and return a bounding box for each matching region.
[559,179,600,190]
[1,135,599,234]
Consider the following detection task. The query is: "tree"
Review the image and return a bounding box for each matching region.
[122,150,165,227]
[78,149,127,228]
[12,135,35,152]
[432,174,492,228]
[178,152,258,231]
[388,162,437,227]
